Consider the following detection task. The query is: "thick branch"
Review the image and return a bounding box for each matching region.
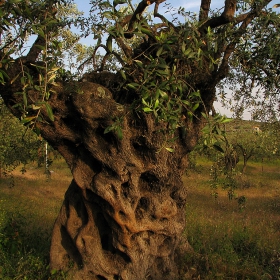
[125,0,165,38]
[199,0,211,22]
[20,35,46,64]
[115,37,133,58]
[199,0,237,33]
[213,0,272,84]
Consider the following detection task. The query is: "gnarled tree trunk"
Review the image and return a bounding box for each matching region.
[45,82,198,279]
[1,67,202,279]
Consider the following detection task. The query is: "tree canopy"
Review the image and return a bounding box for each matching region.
[0,0,279,124]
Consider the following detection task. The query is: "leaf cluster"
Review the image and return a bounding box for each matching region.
[0,99,41,175]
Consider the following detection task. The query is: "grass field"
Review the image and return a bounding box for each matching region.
[183,157,280,279]
[0,159,71,279]
[0,157,279,279]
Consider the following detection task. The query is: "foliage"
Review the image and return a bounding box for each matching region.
[0,0,86,125]
[195,117,280,201]
[0,201,48,279]
[185,157,280,279]
[260,120,280,158]
[1,0,279,129]
[0,99,41,177]
[0,202,68,279]
[217,4,280,121]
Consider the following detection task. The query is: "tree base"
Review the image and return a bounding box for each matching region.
[50,179,191,280]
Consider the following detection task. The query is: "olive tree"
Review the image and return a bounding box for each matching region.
[0,0,279,279]
[0,99,40,178]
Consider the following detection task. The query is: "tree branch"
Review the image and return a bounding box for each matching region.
[153,0,175,29]
[20,35,46,64]
[78,43,125,72]
[125,0,166,38]
[199,0,211,22]
[199,0,237,33]
[212,0,272,84]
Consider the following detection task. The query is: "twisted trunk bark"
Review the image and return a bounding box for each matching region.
[1,69,200,278]
[47,83,195,279]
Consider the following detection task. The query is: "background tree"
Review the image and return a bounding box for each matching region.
[0,0,279,279]
[0,99,40,178]
[227,122,262,173]
[225,120,280,173]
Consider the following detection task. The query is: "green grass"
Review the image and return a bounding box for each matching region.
[0,159,71,280]
[1,158,280,279]
[183,157,280,279]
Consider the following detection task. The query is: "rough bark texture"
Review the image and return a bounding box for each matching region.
[1,69,200,279]
[45,82,197,280]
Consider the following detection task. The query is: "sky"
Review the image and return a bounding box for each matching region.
[74,0,279,17]
[73,0,280,119]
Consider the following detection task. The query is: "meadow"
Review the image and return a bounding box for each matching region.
[0,157,279,279]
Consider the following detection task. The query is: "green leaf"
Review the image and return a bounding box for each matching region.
[181,42,186,53]
[120,70,126,80]
[142,98,149,106]
[154,99,159,109]
[51,269,58,275]
[156,46,163,57]
[48,73,57,83]
[134,60,143,68]
[220,118,232,124]
[182,100,190,106]
[184,48,192,56]
[201,112,207,118]
[36,27,45,39]
[213,144,224,153]
[21,116,36,124]
[104,126,114,134]
[31,104,41,110]
[127,83,139,90]
[116,127,123,140]
[140,27,153,37]
[143,107,153,112]
[165,147,174,152]
[45,102,54,121]
[23,91,28,107]
[102,11,114,19]
[34,85,43,91]
[0,69,9,83]
[156,70,169,75]
[158,89,168,100]
[192,103,199,111]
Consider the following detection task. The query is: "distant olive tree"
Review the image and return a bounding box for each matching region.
[0,99,40,178]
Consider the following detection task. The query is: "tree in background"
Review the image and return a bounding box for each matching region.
[0,99,40,178]
[225,120,280,173]
[0,0,280,279]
